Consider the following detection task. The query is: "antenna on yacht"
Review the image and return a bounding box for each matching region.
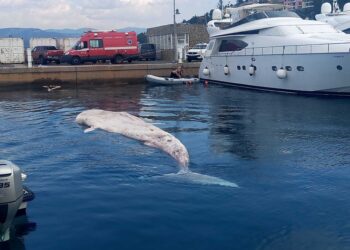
[333,0,340,13]
[221,0,224,15]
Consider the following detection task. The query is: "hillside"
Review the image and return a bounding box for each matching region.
[0,27,146,48]
[0,28,76,47]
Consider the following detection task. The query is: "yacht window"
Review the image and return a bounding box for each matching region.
[219,40,248,52]
[265,11,299,18]
[225,12,267,29]
[286,66,292,71]
[337,65,343,70]
[214,22,231,29]
[242,66,246,70]
[224,11,299,30]
[343,28,350,34]
[297,66,304,71]
[237,66,241,70]
[272,66,277,71]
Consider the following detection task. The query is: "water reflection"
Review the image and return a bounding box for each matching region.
[0,215,36,250]
[205,86,350,161]
[75,84,145,113]
[257,228,346,250]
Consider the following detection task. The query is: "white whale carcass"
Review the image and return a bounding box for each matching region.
[76,109,238,188]
[76,109,189,168]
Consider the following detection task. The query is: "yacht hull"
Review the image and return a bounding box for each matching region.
[199,53,350,95]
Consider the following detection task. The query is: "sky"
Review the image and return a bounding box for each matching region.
[0,0,226,30]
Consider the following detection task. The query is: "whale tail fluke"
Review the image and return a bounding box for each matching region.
[147,170,239,188]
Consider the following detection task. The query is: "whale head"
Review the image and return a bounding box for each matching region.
[76,109,103,125]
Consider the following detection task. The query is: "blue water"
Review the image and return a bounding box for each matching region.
[1,83,350,250]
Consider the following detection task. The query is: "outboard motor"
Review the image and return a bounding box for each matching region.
[0,161,24,242]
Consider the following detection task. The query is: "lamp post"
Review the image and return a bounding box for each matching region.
[173,0,180,62]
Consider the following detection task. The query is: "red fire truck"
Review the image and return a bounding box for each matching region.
[62,31,139,65]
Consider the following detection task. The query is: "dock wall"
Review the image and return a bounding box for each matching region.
[0,62,200,88]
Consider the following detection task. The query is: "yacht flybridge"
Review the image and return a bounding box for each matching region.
[200,3,350,95]
[207,3,284,36]
[316,0,350,33]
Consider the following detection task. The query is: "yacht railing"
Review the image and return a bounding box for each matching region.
[216,42,350,57]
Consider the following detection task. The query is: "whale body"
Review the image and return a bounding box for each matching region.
[76,109,238,188]
[76,109,189,168]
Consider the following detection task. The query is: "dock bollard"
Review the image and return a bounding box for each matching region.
[27,48,32,68]
[177,48,183,64]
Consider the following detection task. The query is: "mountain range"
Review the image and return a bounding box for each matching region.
[0,27,146,48]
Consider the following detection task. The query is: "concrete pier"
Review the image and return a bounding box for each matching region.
[0,62,200,88]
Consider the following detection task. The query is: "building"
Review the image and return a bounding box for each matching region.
[283,0,313,9]
[147,24,209,61]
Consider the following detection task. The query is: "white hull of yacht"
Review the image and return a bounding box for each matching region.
[199,53,350,95]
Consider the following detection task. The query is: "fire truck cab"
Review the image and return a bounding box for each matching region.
[63,31,139,65]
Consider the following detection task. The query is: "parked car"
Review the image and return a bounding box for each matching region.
[138,43,156,61]
[186,43,207,62]
[31,46,64,65]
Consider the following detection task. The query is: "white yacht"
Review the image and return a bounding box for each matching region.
[316,0,350,33]
[200,3,350,95]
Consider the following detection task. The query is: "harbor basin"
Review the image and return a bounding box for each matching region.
[1,81,350,250]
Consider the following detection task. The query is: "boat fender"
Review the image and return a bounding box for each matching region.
[203,67,210,76]
[248,65,256,76]
[224,65,229,75]
[276,68,287,79]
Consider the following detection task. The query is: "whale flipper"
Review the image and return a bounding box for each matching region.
[84,127,96,133]
[144,141,157,148]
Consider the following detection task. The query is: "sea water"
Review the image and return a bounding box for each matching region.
[1,83,350,250]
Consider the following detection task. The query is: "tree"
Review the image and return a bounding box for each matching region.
[137,32,147,44]
[182,12,211,24]
[224,1,235,8]
[182,0,350,26]
[235,0,245,6]
[217,0,223,10]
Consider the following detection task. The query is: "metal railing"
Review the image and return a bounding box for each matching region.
[216,42,350,57]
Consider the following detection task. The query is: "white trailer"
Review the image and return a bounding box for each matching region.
[29,38,57,49]
[56,38,79,51]
[0,38,25,64]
